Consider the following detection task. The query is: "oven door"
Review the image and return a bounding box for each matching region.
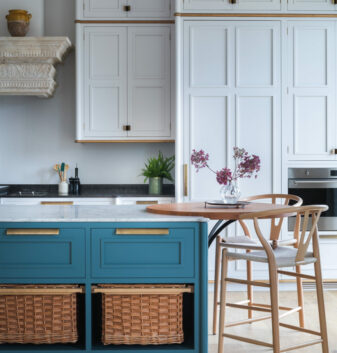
[288,179,337,231]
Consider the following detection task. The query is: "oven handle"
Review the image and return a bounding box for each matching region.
[290,180,337,188]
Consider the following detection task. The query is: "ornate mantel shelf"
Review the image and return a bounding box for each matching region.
[0,37,72,97]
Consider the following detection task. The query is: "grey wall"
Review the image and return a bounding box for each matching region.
[0,0,175,185]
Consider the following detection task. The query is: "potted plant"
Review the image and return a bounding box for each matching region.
[141,152,175,195]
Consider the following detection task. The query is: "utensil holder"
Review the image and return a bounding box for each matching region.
[58,181,69,196]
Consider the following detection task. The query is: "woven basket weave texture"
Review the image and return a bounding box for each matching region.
[0,285,79,344]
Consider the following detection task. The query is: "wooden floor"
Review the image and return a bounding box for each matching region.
[209,290,337,353]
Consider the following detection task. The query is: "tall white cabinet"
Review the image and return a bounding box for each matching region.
[286,21,336,160]
[182,20,281,202]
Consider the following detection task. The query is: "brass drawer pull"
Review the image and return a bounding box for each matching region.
[320,235,337,239]
[136,200,159,205]
[6,229,60,236]
[41,201,74,205]
[116,228,169,235]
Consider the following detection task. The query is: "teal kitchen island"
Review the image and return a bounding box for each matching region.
[0,205,208,353]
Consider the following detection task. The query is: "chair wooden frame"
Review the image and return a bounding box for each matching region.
[213,194,303,335]
[218,205,329,353]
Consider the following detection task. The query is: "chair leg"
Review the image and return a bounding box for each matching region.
[295,265,305,328]
[247,259,253,320]
[269,263,280,353]
[213,236,222,335]
[218,249,228,353]
[314,259,329,353]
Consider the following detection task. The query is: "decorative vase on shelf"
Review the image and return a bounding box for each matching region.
[220,181,241,204]
[6,10,32,37]
[149,177,163,195]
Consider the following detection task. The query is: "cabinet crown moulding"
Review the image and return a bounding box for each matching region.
[0,37,72,98]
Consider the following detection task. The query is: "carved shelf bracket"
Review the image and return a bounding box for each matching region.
[0,37,72,98]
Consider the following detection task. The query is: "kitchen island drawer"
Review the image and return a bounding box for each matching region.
[91,225,196,278]
[0,227,85,279]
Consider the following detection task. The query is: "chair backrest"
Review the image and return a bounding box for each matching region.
[239,205,328,262]
[240,194,303,242]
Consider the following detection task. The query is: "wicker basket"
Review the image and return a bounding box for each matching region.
[0,284,83,344]
[93,284,193,346]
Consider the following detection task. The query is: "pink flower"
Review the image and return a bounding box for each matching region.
[216,168,232,185]
[191,149,209,172]
[191,146,261,186]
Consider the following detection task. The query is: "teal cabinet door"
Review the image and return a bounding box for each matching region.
[0,227,85,279]
[91,225,196,278]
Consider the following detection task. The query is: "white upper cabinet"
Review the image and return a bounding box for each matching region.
[182,0,281,11]
[288,0,337,11]
[77,25,172,141]
[286,21,336,160]
[127,27,171,137]
[79,0,172,19]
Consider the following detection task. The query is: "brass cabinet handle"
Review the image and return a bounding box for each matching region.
[183,164,188,197]
[320,235,337,239]
[136,200,159,205]
[6,229,60,236]
[41,201,74,205]
[230,0,236,3]
[124,5,131,11]
[116,228,169,235]
[123,125,131,131]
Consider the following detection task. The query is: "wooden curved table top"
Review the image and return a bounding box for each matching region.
[146,202,290,220]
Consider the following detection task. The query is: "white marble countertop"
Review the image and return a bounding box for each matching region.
[0,205,207,223]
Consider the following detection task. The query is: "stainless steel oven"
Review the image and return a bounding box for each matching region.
[288,168,337,231]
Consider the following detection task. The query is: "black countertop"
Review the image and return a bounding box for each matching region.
[0,184,175,198]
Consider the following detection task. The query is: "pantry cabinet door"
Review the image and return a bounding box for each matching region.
[183,21,233,201]
[83,27,128,138]
[288,0,337,11]
[128,0,172,18]
[83,0,127,18]
[286,21,336,160]
[127,26,171,137]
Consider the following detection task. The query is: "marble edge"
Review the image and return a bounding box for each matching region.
[0,217,208,223]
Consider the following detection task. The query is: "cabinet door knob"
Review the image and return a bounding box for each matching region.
[333,149,337,155]
[124,5,131,11]
[123,125,131,131]
[230,0,236,3]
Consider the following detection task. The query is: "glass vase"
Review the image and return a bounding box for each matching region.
[220,181,241,204]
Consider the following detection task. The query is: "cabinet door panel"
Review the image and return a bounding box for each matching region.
[236,26,275,87]
[84,0,126,18]
[189,95,229,200]
[0,228,85,279]
[128,0,171,18]
[287,22,336,160]
[184,0,232,10]
[84,27,127,138]
[128,27,171,137]
[288,0,337,11]
[91,227,195,278]
[235,0,281,10]
[190,25,229,87]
